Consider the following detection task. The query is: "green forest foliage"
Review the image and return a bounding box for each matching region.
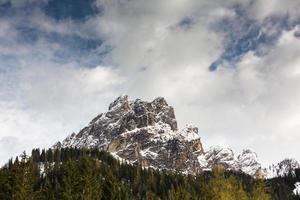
[0,148,299,200]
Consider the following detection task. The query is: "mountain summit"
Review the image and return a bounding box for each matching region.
[54,95,263,176]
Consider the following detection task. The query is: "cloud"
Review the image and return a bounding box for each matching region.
[1,0,300,167]
[91,0,300,166]
[249,0,300,20]
[0,65,123,163]
[219,26,300,165]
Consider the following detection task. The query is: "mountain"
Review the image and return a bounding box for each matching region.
[54,95,264,176]
[266,158,300,179]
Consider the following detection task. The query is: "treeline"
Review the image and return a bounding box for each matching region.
[268,170,300,200]
[0,147,298,200]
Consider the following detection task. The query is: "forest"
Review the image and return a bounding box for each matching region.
[0,147,299,200]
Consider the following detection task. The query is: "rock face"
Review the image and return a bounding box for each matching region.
[54,95,263,176]
[266,159,300,178]
[238,149,262,177]
[197,147,262,176]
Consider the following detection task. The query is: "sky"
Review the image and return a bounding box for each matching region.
[0,0,300,167]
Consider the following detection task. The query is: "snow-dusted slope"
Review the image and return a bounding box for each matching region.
[54,95,265,176]
[54,95,205,173]
[294,182,300,196]
[266,159,300,179]
[197,147,263,177]
[238,149,262,177]
[203,146,237,169]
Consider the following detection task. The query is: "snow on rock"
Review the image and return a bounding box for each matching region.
[294,182,300,196]
[197,146,264,177]
[238,149,262,177]
[204,146,238,170]
[197,154,208,169]
[266,159,300,179]
[54,95,265,176]
[179,124,200,142]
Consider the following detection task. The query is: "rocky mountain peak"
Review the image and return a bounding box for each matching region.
[237,149,261,177]
[238,149,259,165]
[266,158,300,178]
[108,95,130,112]
[106,95,177,132]
[54,95,265,176]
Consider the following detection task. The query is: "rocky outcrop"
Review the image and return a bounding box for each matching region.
[237,149,262,177]
[266,159,300,178]
[54,95,264,176]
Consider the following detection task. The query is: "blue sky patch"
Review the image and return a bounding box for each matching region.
[209,5,299,71]
[178,17,194,30]
[44,0,101,21]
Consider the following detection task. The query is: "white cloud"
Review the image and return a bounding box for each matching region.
[1,0,300,167]
[249,0,300,20]
[88,0,300,166]
[0,65,124,164]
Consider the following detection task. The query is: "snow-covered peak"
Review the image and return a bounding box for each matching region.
[179,124,200,142]
[204,146,237,169]
[151,97,168,108]
[54,95,265,177]
[195,146,263,177]
[108,95,130,111]
[266,158,300,178]
[206,146,235,159]
[238,149,262,177]
[238,149,259,165]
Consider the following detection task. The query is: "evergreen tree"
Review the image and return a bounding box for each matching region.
[168,186,191,200]
[102,168,118,200]
[0,167,11,200]
[78,156,102,200]
[62,160,79,200]
[35,177,55,200]
[118,183,132,200]
[11,153,35,200]
[0,147,295,200]
[250,179,271,200]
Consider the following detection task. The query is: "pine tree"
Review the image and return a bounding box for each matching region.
[228,177,249,200]
[62,160,80,200]
[250,180,271,200]
[168,186,191,200]
[0,167,12,200]
[102,168,118,200]
[11,153,35,200]
[35,177,55,200]
[208,165,249,200]
[0,147,292,200]
[118,183,132,200]
[78,156,102,200]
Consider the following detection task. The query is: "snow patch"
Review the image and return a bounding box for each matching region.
[294,182,300,196]
[265,159,300,179]
[179,124,200,142]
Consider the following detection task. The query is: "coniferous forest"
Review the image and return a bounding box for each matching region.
[0,148,299,200]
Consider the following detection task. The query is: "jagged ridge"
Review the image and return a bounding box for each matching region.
[54,95,265,176]
[265,158,300,179]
